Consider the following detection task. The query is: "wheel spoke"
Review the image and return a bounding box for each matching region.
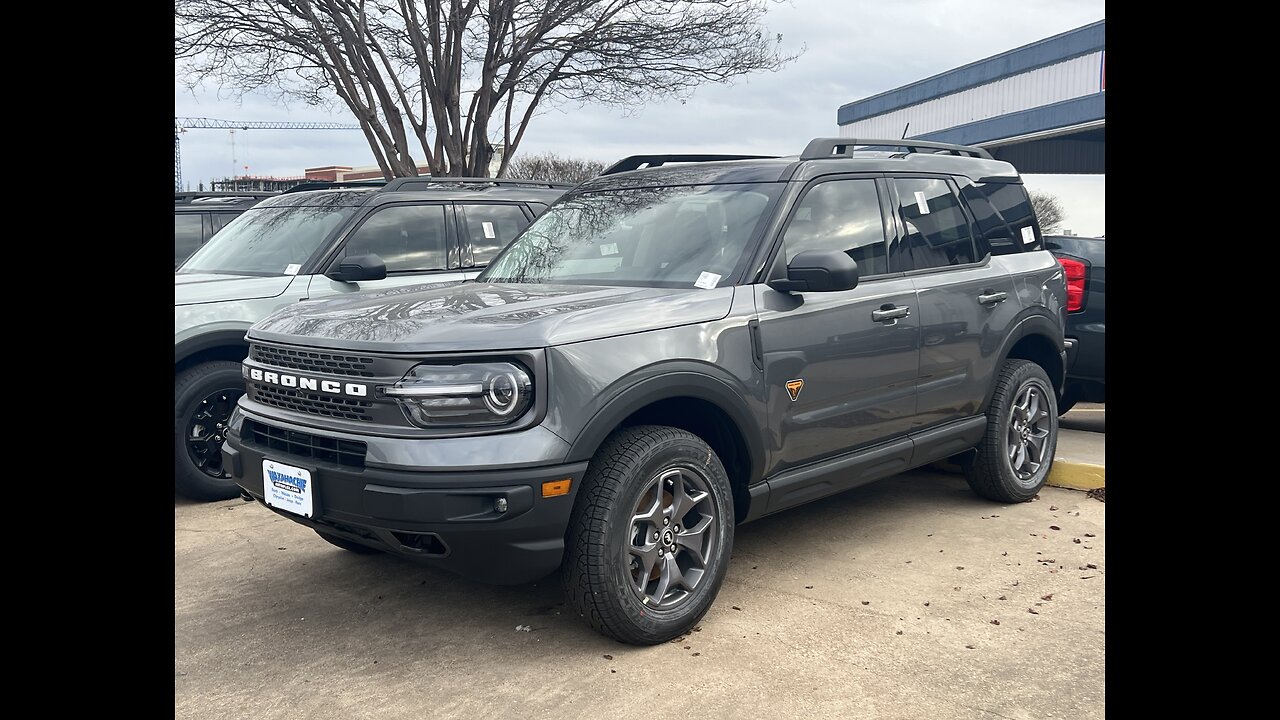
[631,486,663,527]
[676,516,712,567]
[1012,442,1027,472]
[650,554,676,604]
[629,541,660,589]
[1025,389,1041,424]
[1026,429,1048,463]
[666,470,690,522]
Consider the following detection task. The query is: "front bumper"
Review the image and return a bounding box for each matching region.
[223,415,587,585]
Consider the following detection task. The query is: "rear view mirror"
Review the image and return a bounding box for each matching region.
[768,250,859,293]
[328,253,387,282]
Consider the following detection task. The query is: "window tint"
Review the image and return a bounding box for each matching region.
[210,212,239,234]
[459,204,531,266]
[985,182,1042,251]
[958,182,1009,257]
[175,214,205,268]
[343,204,448,273]
[782,179,887,276]
[892,178,978,270]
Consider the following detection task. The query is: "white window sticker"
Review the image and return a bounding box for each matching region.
[283,263,301,276]
[1020,226,1035,245]
[694,271,721,290]
[600,242,619,256]
[914,191,930,215]
[482,221,496,239]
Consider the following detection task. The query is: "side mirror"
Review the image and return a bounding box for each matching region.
[767,250,859,293]
[328,253,387,282]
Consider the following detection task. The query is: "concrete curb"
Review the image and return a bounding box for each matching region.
[929,460,1105,492]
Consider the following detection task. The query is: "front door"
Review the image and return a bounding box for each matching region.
[754,176,920,476]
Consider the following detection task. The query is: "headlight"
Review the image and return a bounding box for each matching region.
[385,362,533,427]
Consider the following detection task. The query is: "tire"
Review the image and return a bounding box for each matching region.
[965,359,1059,503]
[564,425,735,645]
[315,530,382,555]
[174,361,246,501]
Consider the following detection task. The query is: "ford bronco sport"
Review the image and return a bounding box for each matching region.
[223,139,1067,644]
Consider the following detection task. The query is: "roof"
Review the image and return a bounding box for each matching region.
[252,183,568,209]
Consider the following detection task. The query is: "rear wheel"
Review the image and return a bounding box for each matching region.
[564,426,735,645]
[315,530,382,555]
[174,361,245,501]
[966,359,1058,503]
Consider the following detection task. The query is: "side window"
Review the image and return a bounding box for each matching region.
[342,204,448,273]
[984,182,1042,251]
[781,179,887,277]
[210,212,239,235]
[958,182,1007,257]
[458,203,532,267]
[175,214,205,268]
[891,178,978,270]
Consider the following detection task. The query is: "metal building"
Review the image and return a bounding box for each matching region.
[837,20,1104,174]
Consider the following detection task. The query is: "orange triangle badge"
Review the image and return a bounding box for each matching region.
[786,379,804,402]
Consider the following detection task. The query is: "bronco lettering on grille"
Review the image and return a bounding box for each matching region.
[248,367,368,397]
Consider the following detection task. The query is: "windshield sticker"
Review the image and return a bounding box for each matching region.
[1021,226,1035,245]
[482,221,496,239]
[600,242,619,256]
[694,271,721,290]
[283,263,301,276]
[914,191,930,215]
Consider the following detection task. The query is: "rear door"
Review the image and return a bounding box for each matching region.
[313,202,468,298]
[754,176,920,475]
[888,175,1018,428]
[454,202,535,271]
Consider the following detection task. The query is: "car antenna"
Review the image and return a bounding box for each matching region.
[901,122,910,139]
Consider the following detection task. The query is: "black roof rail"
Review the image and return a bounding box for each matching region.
[175,191,276,204]
[381,176,574,191]
[600,154,779,176]
[800,138,993,160]
[281,180,387,194]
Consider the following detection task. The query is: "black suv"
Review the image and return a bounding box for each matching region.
[223,139,1068,644]
[175,192,277,267]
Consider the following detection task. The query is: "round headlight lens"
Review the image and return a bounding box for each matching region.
[486,373,521,416]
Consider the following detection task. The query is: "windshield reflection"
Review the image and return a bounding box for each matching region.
[177,200,358,276]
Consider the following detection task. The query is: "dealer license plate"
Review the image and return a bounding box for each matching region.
[263,459,314,518]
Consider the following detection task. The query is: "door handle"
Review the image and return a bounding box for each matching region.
[872,305,910,323]
[978,291,1008,305]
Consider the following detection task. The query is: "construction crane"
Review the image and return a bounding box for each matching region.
[174,117,362,191]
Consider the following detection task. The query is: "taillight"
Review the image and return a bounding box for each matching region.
[1056,255,1087,312]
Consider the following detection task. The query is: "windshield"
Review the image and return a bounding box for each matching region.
[477,183,781,288]
[177,204,357,276]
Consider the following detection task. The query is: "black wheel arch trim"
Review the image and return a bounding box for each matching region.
[175,329,251,366]
[982,311,1065,412]
[564,366,765,488]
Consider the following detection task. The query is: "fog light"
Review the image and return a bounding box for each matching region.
[494,497,508,513]
[542,479,572,498]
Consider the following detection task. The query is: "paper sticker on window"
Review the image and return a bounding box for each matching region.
[600,242,619,256]
[284,263,301,276]
[914,191,930,215]
[694,271,721,290]
[482,221,496,239]
[1020,226,1035,245]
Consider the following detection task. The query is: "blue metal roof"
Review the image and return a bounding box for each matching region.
[837,20,1105,126]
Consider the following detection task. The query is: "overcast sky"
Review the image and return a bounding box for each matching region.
[175,0,1106,235]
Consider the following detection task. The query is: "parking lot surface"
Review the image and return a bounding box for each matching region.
[176,465,1105,719]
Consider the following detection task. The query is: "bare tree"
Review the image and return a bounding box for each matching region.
[1030,190,1066,234]
[505,151,605,184]
[175,1,797,178]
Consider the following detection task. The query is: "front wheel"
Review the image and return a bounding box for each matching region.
[564,426,735,645]
[965,359,1058,503]
[174,361,246,501]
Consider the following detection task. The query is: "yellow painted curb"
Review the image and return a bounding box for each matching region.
[928,459,1105,492]
[1046,461,1105,491]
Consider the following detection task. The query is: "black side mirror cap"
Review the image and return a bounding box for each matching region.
[327,253,387,282]
[768,250,859,293]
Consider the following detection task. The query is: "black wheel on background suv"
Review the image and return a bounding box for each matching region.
[175,361,245,501]
[965,359,1059,503]
[564,426,735,645]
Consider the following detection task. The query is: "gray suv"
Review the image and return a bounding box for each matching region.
[222,139,1068,644]
[175,178,569,500]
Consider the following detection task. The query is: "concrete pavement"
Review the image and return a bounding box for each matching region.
[176,469,1105,719]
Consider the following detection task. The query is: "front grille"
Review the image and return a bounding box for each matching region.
[251,344,376,378]
[252,385,373,422]
[242,419,367,469]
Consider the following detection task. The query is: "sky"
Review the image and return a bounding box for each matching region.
[175,0,1106,235]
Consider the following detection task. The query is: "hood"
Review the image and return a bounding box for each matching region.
[175,273,297,306]
[248,282,735,353]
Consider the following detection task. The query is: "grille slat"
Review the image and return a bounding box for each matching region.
[251,344,376,378]
[252,385,374,422]
[242,419,366,468]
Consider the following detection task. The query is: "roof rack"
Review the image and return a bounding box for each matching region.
[800,138,992,160]
[600,154,779,176]
[381,177,574,191]
[282,180,387,194]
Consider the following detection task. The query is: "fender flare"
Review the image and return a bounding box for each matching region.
[175,329,251,366]
[982,311,1065,411]
[564,367,765,485]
